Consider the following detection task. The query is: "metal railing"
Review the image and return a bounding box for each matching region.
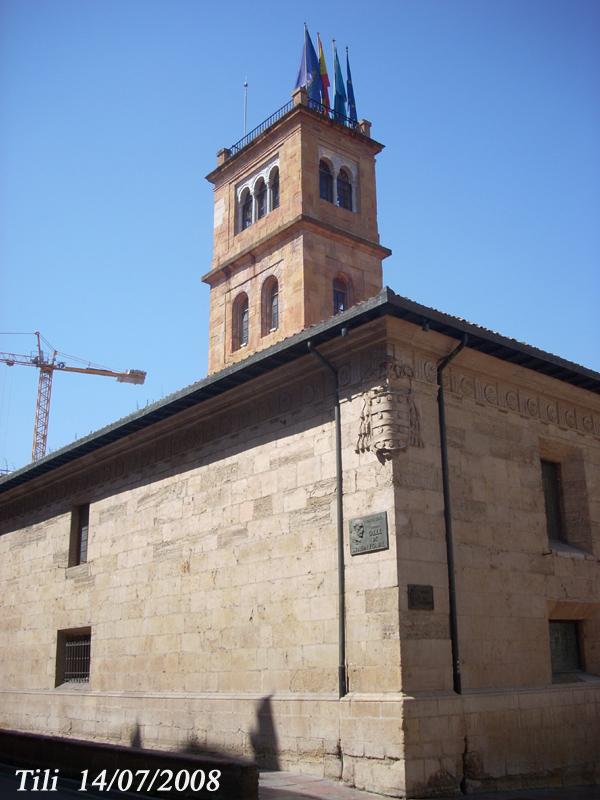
[306,99,360,130]
[229,100,294,156]
[228,97,360,157]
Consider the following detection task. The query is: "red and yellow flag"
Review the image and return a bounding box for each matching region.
[317,33,330,111]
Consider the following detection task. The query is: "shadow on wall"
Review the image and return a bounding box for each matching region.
[249,695,280,770]
[130,722,142,749]
[128,696,280,769]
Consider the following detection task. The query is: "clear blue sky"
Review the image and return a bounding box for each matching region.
[1,0,599,471]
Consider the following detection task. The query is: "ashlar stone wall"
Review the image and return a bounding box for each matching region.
[1,317,599,798]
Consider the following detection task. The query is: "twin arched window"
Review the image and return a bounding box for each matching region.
[319,160,354,211]
[238,167,279,233]
[232,277,280,351]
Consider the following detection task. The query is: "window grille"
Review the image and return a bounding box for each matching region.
[63,634,91,683]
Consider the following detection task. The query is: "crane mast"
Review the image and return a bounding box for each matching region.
[33,367,54,462]
[1,331,146,463]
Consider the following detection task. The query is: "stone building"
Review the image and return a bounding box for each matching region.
[1,88,600,798]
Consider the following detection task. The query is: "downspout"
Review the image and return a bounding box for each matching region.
[437,334,467,695]
[307,333,348,698]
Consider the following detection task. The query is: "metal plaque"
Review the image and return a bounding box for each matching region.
[349,512,388,556]
[408,584,434,610]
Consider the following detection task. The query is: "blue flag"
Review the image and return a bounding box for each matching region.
[346,48,357,123]
[295,26,323,105]
[333,44,347,120]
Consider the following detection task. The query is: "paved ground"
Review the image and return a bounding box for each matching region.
[2,765,600,800]
[259,771,600,800]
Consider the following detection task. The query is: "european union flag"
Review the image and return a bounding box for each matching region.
[346,48,357,124]
[295,26,323,106]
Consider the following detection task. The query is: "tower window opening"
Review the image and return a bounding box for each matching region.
[261,277,279,335]
[333,276,349,315]
[241,190,252,231]
[319,160,334,203]
[337,168,353,211]
[269,168,279,210]
[241,304,249,346]
[69,503,90,566]
[232,293,250,350]
[255,179,267,220]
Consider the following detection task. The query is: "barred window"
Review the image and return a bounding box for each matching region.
[56,628,91,686]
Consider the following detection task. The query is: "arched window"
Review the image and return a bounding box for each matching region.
[232,293,249,350]
[319,160,333,202]
[261,277,279,335]
[337,168,353,211]
[269,167,279,210]
[255,179,267,220]
[333,276,349,315]
[240,190,252,231]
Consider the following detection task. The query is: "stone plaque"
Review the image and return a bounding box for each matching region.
[408,584,434,610]
[349,512,388,556]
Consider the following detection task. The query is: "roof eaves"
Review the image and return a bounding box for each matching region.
[1,287,598,495]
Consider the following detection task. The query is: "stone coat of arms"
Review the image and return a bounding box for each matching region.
[356,356,423,462]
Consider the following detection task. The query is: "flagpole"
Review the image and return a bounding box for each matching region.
[317,31,322,111]
[332,39,336,119]
[243,78,248,136]
[304,22,308,101]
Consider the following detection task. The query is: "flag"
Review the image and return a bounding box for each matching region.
[346,47,357,123]
[295,25,323,105]
[317,33,330,111]
[333,43,347,120]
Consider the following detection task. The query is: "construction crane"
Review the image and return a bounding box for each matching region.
[1,331,146,462]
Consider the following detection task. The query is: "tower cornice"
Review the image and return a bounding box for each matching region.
[202,213,392,286]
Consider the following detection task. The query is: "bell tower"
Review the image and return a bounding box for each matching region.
[203,87,391,374]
